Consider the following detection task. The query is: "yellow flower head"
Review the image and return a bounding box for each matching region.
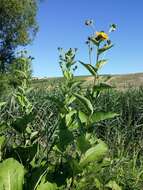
[96,31,108,41]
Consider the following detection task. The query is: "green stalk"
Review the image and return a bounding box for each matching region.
[93,45,99,86]
[89,43,92,66]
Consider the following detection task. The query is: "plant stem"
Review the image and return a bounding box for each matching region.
[93,45,99,86]
[89,43,92,65]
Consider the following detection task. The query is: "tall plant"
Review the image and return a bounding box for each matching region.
[43,21,119,188]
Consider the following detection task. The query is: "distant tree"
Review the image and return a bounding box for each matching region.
[0,0,38,73]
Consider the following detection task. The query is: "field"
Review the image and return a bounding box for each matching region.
[1,71,143,189]
[32,72,143,90]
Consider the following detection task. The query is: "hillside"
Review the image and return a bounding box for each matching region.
[32,73,143,90]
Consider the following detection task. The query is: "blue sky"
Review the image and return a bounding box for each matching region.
[28,0,143,77]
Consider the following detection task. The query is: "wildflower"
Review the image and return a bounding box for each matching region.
[96,31,108,41]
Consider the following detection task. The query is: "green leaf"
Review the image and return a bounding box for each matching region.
[74,93,93,115]
[78,111,88,124]
[70,159,81,175]
[65,110,76,126]
[94,178,102,189]
[15,70,27,79]
[37,181,57,190]
[79,140,108,167]
[8,143,38,166]
[91,112,119,124]
[0,102,6,108]
[93,83,113,91]
[0,123,8,134]
[79,61,97,76]
[106,180,122,190]
[71,81,82,91]
[65,95,76,106]
[58,127,73,151]
[77,135,91,154]
[98,44,113,55]
[68,120,80,130]
[92,83,114,98]
[0,136,6,149]
[11,113,35,133]
[90,157,111,174]
[30,131,39,142]
[47,161,73,186]
[25,166,48,190]
[96,59,108,70]
[0,158,24,190]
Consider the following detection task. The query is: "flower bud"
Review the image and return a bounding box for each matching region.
[85,20,93,26]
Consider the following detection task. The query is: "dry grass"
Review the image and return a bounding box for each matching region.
[32,73,143,90]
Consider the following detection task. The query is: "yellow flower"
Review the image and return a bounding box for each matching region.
[96,32,108,40]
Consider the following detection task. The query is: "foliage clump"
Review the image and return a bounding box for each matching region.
[0,0,38,73]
